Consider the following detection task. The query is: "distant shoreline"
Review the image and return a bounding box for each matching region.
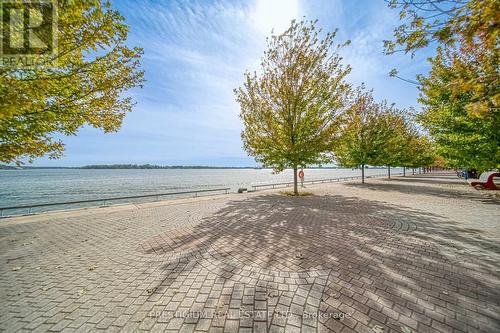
[0,164,390,170]
[1,165,259,170]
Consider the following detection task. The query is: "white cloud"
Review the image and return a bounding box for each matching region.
[35,0,430,166]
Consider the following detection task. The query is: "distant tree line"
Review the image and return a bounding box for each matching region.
[0,165,18,170]
[80,164,255,169]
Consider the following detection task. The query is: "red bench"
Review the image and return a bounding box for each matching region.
[470,172,500,190]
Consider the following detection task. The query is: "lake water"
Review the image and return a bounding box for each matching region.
[0,167,402,214]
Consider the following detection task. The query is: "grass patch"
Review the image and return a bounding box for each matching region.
[279,191,314,196]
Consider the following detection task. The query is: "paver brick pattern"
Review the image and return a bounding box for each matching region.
[1,173,499,332]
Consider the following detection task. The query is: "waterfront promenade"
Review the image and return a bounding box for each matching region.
[1,173,499,332]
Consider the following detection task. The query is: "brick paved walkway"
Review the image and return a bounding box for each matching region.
[1,173,499,332]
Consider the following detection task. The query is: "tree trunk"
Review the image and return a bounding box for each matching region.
[403,167,405,177]
[412,168,415,175]
[361,164,365,184]
[388,166,391,179]
[293,166,298,195]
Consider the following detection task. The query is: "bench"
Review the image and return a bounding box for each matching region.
[470,172,500,190]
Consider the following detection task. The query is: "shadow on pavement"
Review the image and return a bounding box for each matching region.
[148,190,500,332]
[345,179,499,206]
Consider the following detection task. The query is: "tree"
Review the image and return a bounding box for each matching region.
[370,104,410,179]
[0,0,144,164]
[393,111,436,175]
[417,48,499,171]
[385,0,498,118]
[400,134,436,174]
[431,154,448,169]
[235,20,351,195]
[384,0,498,57]
[385,0,499,170]
[334,86,388,183]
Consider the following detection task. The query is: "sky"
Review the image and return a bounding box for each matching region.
[33,0,433,167]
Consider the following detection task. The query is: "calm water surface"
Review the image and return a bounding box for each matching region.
[0,168,402,213]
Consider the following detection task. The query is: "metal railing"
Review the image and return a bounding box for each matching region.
[0,187,230,218]
[251,172,404,191]
[0,171,409,218]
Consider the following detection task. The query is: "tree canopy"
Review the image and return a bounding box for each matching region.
[0,0,144,165]
[369,104,408,177]
[384,0,498,56]
[397,118,436,170]
[335,89,436,181]
[235,20,351,194]
[418,48,499,170]
[335,87,388,183]
[377,108,438,177]
[385,0,499,170]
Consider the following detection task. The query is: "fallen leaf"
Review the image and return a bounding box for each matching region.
[372,325,384,333]
[401,326,413,333]
[12,266,22,271]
